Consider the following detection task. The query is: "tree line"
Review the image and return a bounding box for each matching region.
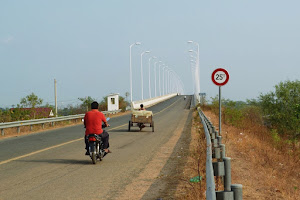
[203,80,300,140]
[0,93,129,122]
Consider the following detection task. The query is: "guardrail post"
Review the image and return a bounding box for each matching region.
[211,130,216,139]
[17,127,20,134]
[223,157,232,191]
[231,184,243,200]
[30,125,33,131]
[220,144,226,159]
[217,136,222,146]
[216,157,234,200]
[42,123,45,129]
[1,129,4,136]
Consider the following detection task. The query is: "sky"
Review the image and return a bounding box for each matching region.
[1,0,299,108]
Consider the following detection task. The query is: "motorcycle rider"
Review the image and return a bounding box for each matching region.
[84,101,111,155]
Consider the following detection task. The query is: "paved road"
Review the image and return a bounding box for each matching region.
[0,95,192,200]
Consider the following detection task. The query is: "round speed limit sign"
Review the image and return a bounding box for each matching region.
[211,68,230,86]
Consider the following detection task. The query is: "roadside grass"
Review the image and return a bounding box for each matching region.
[202,105,300,199]
[175,110,206,199]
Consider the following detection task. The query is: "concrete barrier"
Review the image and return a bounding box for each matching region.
[131,93,178,110]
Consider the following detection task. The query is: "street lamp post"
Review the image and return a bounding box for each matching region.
[129,42,141,102]
[166,68,171,94]
[190,61,196,94]
[162,66,167,95]
[159,63,165,96]
[188,41,200,102]
[148,56,157,99]
[154,61,162,97]
[141,51,150,100]
[189,49,200,102]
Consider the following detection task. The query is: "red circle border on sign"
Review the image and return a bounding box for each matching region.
[211,68,230,86]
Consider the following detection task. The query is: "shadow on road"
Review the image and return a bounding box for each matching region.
[16,159,91,165]
[112,129,153,133]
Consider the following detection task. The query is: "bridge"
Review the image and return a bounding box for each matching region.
[0,95,193,199]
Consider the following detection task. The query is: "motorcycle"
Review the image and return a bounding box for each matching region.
[87,117,110,164]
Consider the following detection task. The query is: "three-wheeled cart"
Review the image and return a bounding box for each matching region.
[128,110,154,132]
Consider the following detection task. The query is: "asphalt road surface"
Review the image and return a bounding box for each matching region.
[0,95,192,200]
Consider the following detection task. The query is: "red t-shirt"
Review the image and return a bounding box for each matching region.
[84,109,107,135]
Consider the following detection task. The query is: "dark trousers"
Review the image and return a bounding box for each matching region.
[85,130,110,151]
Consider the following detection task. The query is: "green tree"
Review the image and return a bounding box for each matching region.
[20,93,43,108]
[19,93,43,119]
[119,96,129,111]
[99,96,108,111]
[258,80,300,138]
[78,96,95,112]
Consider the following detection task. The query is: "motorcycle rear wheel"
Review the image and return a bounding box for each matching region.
[91,152,97,164]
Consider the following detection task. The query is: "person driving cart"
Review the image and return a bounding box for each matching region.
[138,104,146,129]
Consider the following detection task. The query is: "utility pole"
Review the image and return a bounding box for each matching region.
[54,79,57,117]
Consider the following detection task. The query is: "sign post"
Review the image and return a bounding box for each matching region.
[211,68,230,135]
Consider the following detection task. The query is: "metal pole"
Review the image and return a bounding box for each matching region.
[148,57,156,99]
[141,53,144,100]
[54,79,57,117]
[154,62,157,97]
[162,66,166,95]
[129,42,141,103]
[219,86,221,135]
[159,64,162,96]
[140,51,150,100]
[148,58,151,99]
[129,44,133,103]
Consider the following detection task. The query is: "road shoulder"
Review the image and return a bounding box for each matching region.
[115,109,192,200]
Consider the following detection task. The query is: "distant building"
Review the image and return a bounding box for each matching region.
[107,93,119,111]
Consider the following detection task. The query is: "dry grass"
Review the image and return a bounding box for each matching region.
[204,110,300,200]
[174,111,207,199]
[174,108,300,200]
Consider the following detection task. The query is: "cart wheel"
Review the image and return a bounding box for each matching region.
[152,121,154,132]
[128,121,131,132]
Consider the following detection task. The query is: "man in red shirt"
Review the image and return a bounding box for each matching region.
[84,101,111,155]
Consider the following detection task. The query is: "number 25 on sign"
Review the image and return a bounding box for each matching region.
[211,68,229,86]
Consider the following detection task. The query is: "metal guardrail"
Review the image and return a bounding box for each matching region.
[198,108,217,200]
[0,109,121,136]
[198,108,243,200]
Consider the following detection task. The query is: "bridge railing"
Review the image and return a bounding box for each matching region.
[198,108,243,200]
[0,110,121,136]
